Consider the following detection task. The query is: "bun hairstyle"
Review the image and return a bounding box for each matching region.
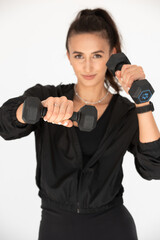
[65,8,123,93]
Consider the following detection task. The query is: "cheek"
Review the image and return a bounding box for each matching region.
[72,64,81,74]
[98,62,107,73]
[71,62,83,74]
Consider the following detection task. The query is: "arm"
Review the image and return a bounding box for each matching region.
[16,103,25,124]
[127,111,160,180]
[0,84,53,140]
[135,101,160,143]
[0,95,36,140]
[116,64,160,179]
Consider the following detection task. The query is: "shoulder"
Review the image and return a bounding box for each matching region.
[115,93,138,129]
[23,82,74,100]
[116,93,135,109]
[113,93,137,122]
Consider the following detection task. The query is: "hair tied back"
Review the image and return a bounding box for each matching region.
[80,9,96,17]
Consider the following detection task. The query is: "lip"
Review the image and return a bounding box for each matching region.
[82,74,96,80]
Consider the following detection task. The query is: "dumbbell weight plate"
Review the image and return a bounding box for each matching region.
[70,105,97,132]
[22,97,44,124]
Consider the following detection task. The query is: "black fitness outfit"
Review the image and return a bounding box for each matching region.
[0,83,160,240]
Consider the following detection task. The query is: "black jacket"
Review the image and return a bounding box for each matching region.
[0,83,160,214]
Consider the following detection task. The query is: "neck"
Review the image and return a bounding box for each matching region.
[74,82,109,105]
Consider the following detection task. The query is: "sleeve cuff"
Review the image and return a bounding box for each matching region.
[138,138,160,157]
[11,98,28,128]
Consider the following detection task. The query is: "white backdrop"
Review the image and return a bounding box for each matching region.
[0,0,160,239]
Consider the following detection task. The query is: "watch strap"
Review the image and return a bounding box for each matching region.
[136,101,154,114]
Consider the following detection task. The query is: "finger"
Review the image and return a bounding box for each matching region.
[118,77,130,95]
[53,102,67,123]
[63,101,74,120]
[115,70,121,79]
[60,120,74,128]
[48,102,61,123]
[125,68,145,88]
[43,100,55,121]
[123,85,130,95]
[60,103,74,126]
[121,64,131,77]
[54,99,73,123]
[121,65,138,87]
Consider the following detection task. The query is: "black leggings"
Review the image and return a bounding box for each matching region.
[38,204,138,240]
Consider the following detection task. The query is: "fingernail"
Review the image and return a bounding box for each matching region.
[58,122,62,125]
[64,121,68,126]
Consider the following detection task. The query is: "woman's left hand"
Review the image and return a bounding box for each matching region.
[115,64,146,95]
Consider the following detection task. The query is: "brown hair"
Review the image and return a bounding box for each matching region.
[65,8,123,93]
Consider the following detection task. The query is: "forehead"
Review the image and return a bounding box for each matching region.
[68,33,109,52]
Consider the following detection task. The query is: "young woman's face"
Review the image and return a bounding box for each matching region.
[67,33,116,86]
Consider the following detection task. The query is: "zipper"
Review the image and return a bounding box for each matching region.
[76,170,82,214]
[77,201,80,213]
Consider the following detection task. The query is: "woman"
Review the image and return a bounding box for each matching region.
[0,8,160,240]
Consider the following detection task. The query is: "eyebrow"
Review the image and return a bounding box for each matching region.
[72,50,105,54]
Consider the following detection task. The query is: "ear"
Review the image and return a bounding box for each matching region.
[110,47,117,55]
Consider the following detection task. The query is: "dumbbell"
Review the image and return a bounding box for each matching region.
[106,52,154,104]
[22,96,97,132]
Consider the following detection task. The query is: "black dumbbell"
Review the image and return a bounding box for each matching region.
[106,52,154,104]
[22,96,97,132]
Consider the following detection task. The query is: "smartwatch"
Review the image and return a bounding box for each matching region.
[136,101,154,114]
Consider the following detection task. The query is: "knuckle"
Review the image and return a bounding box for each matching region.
[54,97,59,103]
[130,75,134,81]
[122,64,127,70]
[47,96,54,102]
[68,99,73,104]
[60,96,67,101]
[139,66,144,73]
[123,64,130,71]
[68,100,74,107]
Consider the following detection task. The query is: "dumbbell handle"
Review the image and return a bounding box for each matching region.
[41,107,80,122]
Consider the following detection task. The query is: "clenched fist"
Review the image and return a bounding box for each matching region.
[115,64,146,95]
[42,96,74,127]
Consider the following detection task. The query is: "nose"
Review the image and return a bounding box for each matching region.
[83,58,93,73]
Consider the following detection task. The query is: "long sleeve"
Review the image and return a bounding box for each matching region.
[127,126,160,180]
[0,84,54,140]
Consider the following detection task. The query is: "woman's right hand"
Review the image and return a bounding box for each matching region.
[41,96,74,128]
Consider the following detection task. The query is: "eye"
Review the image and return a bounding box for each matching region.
[93,54,102,58]
[74,54,102,59]
[74,55,83,59]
